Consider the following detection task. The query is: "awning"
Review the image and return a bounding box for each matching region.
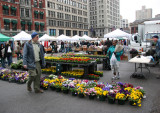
[0,33,12,42]
[34,11,39,14]
[21,21,26,24]
[40,12,44,15]
[35,22,39,26]
[3,5,9,10]
[4,19,10,24]
[11,20,17,24]
[11,6,17,11]
[40,23,44,26]
[27,22,32,25]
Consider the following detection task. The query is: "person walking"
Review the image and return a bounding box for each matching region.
[0,44,6,68]
[5,41,13,67]
[152,35,160,79]
[23,32,46,93]
[16,42,22,60]
[107,40,123,80]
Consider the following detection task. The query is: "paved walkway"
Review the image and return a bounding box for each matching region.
[0,59,160,113]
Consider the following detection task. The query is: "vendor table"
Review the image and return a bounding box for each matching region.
[128,56,151,79]
[45,61,97,78]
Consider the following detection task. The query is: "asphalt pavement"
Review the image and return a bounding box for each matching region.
[0,59,160,113]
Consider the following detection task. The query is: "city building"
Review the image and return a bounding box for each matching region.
[0,0,46,37]
[89,0,120,38]
[155,14,160,18]
[136,6,152,20]
[120,15,128,28]
[130,17,160,34]
[0,0,20,36]
[46,0,89,37]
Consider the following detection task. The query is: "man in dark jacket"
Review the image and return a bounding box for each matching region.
[23,32,46,93]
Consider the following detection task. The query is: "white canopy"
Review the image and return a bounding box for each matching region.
[80,35,94,41]
[104,29,131,39]
[72,35,81,41]
[39,34,58,41]
[12,31,31,41]
[57,34,72,41]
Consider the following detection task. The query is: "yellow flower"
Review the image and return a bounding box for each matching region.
[138,104,141,107]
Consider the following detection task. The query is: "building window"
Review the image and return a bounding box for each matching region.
[59,29,64,35]
[11,20,17,31]
[34,0,38,7]
[34,11,39,19]
[25,0,29,5]
[3,5,9,15]
[40,23,44,31]
[21,21,26,31]
[10,0,15,3]
[40,12,44,19]
[11,6,16,16]
[39,1,43,8]
[21,8,24,17]
[25,9,29,17]
[49,29,56,36]
[35,22,39,31]
[66,30,71,36]
[84,31,88,35]
[27,22,32,31]
[73,31,77,36]
[4,19,10,30]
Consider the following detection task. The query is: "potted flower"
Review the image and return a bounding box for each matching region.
[70,87,78,96]
[85,88,97,100]
[95,87,108,101]
[54,83,62,92]
[115,93,126,105]
[77,87,85,98]
[50,83,56,90]
[107,91,116,104]
[61,84,69,94]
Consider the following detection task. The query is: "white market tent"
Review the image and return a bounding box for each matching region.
[12,31,31,41]
[57,34,72,41]
[39,34,59,41]
[104,29,131,39]
[80,35,94,41]
[72,35,81,41]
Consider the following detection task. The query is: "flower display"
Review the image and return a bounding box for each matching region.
[88,74,100,80]
[42,67,56,74]
[61,70,84,78]
[94,71,103,77]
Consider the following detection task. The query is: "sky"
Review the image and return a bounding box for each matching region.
[120,0,160,23]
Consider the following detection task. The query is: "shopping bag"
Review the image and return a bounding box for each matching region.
[110,53,117,66]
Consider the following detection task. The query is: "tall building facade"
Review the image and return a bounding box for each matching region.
[120,15,128,28]
[89,0,120,38]
[136,6,152,20]
[0,0,46,37]
[46,0,89,37]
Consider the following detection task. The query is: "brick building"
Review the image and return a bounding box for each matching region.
[0,0,46,37]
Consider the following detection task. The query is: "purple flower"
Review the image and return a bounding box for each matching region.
[69,78,75,80]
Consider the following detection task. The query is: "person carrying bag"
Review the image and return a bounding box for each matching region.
[107,40,123,80]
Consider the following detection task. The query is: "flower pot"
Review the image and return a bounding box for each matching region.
[118,99,125,105]
[78,93,85,98]
[99,96,105,101]
[63,89,69,94]
[129,101,137,106]
[56,88,61,92]
[89,95,95,100]
[71,91,77,96]
[43,87,48,90]
[108,98,115,104]
[50,86,56,91]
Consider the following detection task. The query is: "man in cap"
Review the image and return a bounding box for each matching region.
[152,35,160,79]
[23,32,46,93]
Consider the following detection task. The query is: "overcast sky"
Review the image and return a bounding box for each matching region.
[120,0,160,23]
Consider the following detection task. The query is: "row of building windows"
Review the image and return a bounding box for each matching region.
[48,20,88,29]
[48,11,88,23]
[49,29,88,36]
[3,19,44,32]
[47,1,87,10]
[3,5,17,16]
